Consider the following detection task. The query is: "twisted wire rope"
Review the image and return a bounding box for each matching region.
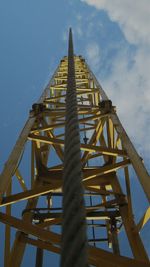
[60,29,88,267]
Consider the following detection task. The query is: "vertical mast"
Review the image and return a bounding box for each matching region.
[0,29,149,267]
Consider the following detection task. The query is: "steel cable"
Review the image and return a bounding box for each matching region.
[60,28,88,267]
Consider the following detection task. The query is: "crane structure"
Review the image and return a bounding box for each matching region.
[0,29,150,267]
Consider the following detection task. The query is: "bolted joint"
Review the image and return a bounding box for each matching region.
[30,103,46,117]
[118,194,128,206]
[99,100,116,114]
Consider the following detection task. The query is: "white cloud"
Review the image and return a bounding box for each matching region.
[75,25,83,37]
[62,31,67,42]
[62,14,83,42]
[81,0,150,159]
[81,0,150,45]
[101,46,150,154]
[86,42,101,71]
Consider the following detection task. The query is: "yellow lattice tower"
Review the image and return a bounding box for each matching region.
[0,29,150,267]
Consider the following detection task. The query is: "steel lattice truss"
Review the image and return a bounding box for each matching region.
[0,43,150,267]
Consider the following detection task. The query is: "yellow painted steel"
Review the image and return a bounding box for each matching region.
[0,55,149,266]
[135,207,150,232]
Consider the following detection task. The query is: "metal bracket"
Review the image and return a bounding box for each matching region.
[99,100,116,114]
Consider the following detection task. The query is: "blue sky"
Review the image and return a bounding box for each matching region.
[0,0,150,266]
